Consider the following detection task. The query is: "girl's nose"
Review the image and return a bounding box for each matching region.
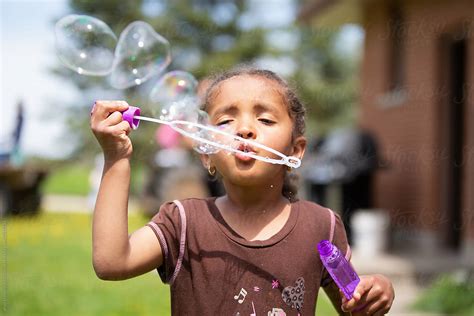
[236,125,256,139]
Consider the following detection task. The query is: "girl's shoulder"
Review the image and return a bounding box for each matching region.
[293,199,343,237]
[160,197,215,212]
[294,199,334,216]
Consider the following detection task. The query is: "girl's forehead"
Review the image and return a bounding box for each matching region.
[208,75,286,109]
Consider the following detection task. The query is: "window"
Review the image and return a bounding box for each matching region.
[388,2,405,92]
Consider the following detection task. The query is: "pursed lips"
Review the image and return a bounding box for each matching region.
[235,142,257,161]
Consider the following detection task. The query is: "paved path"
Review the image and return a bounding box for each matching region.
[43,194,140,213]
[352,251,429,315]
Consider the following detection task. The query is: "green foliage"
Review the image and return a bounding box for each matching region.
[5,212,336,315]
[413,274,474,315]
[290,26,358,135]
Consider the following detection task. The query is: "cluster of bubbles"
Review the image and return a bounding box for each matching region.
[55,15,235,154]
[54,15,301,168]
[55,15,171,88]
[54,15,211,147]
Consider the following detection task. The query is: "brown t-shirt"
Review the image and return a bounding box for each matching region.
[147,197,350,315]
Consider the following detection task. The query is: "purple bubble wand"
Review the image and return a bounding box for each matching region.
[122,106,301,169]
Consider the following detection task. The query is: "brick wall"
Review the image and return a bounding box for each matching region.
[358,0,473,252]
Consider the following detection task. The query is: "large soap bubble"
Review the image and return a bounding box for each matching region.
[110,21,171,89]
[55,15,117,75]
[149,70,199,120]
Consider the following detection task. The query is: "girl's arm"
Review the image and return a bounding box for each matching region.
[91,101,163,280]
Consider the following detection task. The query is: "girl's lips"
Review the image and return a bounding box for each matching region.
[235,143,257,162]
[235,152,255,161]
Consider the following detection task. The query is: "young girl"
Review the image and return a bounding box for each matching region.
[90,68,394,315]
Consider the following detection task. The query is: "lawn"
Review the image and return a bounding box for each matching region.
[3,212,336,315]
[43,164,91,196]
[42,162,145,196]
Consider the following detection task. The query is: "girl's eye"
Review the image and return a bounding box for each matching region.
[259,118,276,125]
[217,119,232,126]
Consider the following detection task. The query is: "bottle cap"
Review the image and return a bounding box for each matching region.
[317,240,333,256]
[122,106,141,129]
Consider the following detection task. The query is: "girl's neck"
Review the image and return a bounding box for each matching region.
[220,181,288,216]
[215,183,291,241]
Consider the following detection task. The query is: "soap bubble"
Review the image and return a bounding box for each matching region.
[157,96,200,123]
[149,70,198,118]
[192,122,239,155]
[55,15,117,75]
[110,21,171,89]
[193,132,221,154]
[171,108,209,132]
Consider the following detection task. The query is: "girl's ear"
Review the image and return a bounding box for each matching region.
[199,153,211,170]
[291,136,307,160]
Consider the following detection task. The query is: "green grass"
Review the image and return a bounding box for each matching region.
[316,291,338,315]
[43,164,91,196]
[3,212,336,315]
[4,212,170,315]
[42,162,144,196]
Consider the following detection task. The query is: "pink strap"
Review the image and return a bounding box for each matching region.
[169,200,187,285]
[321,208,337,287]
[326,208,351,260]
[147,221,169,262]
[345,245,352,260]
[327,208,336,243]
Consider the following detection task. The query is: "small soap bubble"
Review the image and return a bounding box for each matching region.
[149,70,199,119]
[192,123,238,155]
[55,15,117,76]
[193,131,221,154]
[110,21,171,89]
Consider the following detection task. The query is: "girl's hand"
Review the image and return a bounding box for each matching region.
[341,274,395,315]
[90,101,133,162]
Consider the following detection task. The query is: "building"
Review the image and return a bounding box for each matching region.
[300,0,474,259]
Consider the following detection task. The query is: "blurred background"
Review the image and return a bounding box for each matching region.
[1,0,473,315]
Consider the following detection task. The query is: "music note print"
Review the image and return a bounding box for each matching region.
[233,288,248,304]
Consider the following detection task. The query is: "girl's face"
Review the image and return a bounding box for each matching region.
[203,75,306,186]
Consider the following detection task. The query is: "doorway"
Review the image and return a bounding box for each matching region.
[440,37,466,250]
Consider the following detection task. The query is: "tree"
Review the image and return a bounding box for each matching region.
[290,24,358,136]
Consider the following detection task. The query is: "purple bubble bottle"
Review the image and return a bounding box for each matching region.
[318,240,360,300]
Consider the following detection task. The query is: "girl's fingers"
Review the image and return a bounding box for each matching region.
[103,111,125,126]
[342,295,367,313]
[116,121,132,135]
[352,298,389,316]
[342,277,374,312]
[91,100,129,121]
[104,120,132,138]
